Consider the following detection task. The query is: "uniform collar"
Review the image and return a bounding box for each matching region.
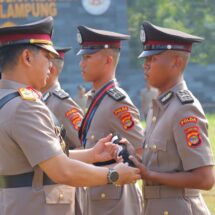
[155,80,188,110]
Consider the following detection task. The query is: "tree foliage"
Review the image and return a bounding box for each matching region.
[127,0,215,67]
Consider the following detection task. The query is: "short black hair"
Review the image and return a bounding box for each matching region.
[0,44,40,73]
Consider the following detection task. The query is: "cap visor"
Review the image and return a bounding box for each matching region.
[36,44,59,57]
[138,50,164,58]
[76,48,102,56]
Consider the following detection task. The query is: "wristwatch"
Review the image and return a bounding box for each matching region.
[107,168,119,184]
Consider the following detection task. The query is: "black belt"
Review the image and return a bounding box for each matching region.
[0,172,56,188]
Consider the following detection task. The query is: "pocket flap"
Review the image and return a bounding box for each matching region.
[147,139,167,151]
[44,184,75,204]
[90,184,122,200]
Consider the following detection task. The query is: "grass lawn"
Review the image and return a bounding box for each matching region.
[202,114,215,214]
[140,113,215,214]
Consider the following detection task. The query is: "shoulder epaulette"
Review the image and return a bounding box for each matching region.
[42,92,52,103]
[106,87,126,101]
[159,91,174,105]
[18,88,37,101]
[53,89,69,100]
[176,90,194,104]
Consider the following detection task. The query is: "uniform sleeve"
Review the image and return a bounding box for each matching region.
[109,100,144,149]
[12,100,63,167]
[173,104,214,171]
[53,97,83,148]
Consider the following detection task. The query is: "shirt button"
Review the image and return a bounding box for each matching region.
[164,211,169,215]
[101,193,106,199]
[145,144,148,149]
[152,116,156,122]
[152,145,157,150]
[59,193,64,200]
[91,135,95,140]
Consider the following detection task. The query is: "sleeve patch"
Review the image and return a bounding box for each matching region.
[65,108,83,130]
[113,106,129,115]
[179,116,198,126]
[184,126,202,148]
[113,106,134,130]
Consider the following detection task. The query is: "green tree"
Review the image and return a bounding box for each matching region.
[128,0,215,67]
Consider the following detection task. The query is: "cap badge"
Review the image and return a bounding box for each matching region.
[140,28,146,43]
[77,31,82,44]
[167,45,172,49]
[104,44,109,49]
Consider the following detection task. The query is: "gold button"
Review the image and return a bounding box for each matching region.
[152,144,157,150]
[59,193,64,200]
[101,193,106,199]
[152,116,156,122]
[85,108,88,113]
[164,211,169,215]
[91,135,95,140]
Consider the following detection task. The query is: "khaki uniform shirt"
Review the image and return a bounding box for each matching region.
[43,82,83,149]
[78,81,144,215]
[0,80,75,215]
[142,80,214,215]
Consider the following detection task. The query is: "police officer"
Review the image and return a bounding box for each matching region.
[129,21,215,215]
[76,26,144,215]
[41,47,83,149]
[0,17,142,215]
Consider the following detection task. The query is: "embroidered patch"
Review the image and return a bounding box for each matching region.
[184,126,202,148]
[65,108,83,130]
[114,106,134,130]
[179,116,198,126]
[18,88,37,101]
[113,106,129,115]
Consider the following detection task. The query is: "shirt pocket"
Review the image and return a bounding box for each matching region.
[89,184,122,201]
[43,184,75,204]
[145,139,168,171]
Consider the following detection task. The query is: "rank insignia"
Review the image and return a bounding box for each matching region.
[179,116,198,126]
[65,108,83,130]
[184,126,202,148]
[18,88,37,101]
[53,89,69,100]
[159,91,173,105]
[176,90,194,104]
[113,106,134,130]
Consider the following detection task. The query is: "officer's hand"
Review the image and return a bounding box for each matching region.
[118,138,136,158]
[129,155,149,180]
[92,134,120,163]
[114,162,141,185]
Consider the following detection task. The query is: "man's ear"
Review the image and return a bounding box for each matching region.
[174,55,184,70]
[106,55,113,64]
[21,49,33,66]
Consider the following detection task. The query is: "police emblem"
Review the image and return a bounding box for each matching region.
[184,126,202,148]
[140,28,146,43]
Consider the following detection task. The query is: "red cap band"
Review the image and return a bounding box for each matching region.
[0,33,51,44]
